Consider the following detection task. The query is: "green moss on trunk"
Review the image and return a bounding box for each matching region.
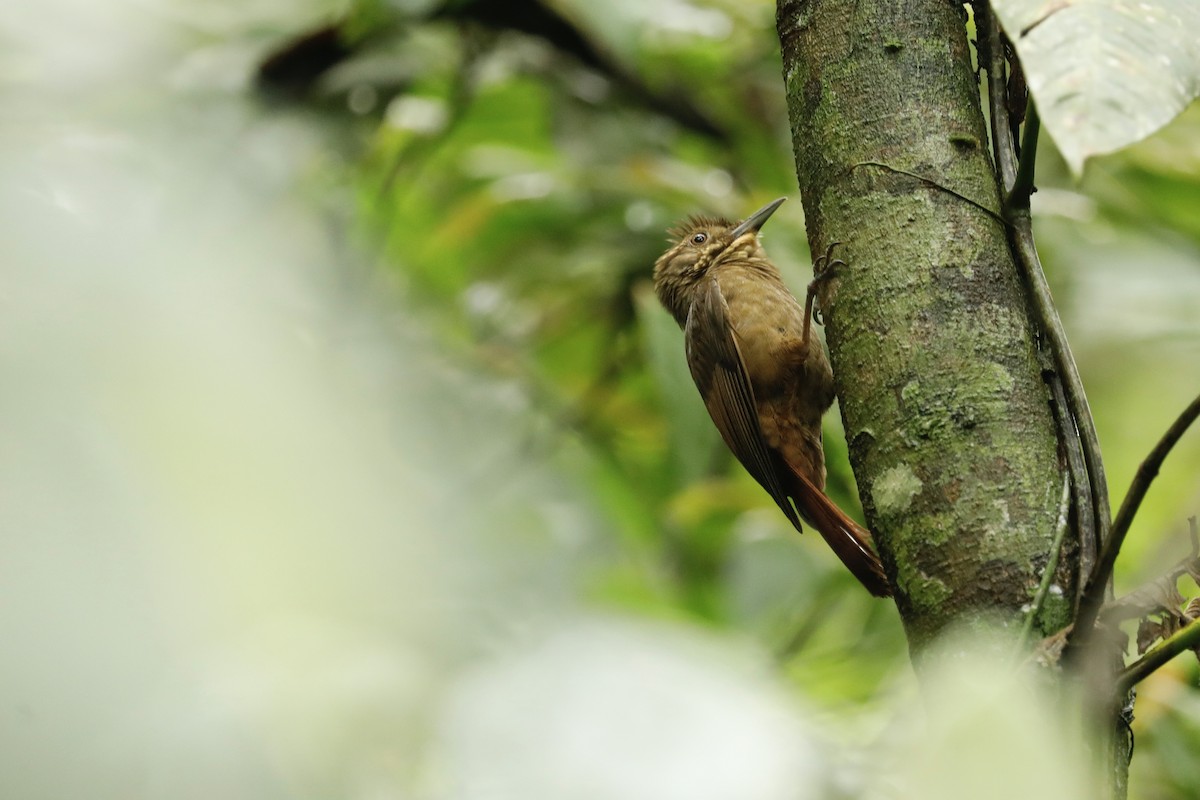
[776,0,1068,648]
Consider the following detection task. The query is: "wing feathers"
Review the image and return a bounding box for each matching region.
[684,276,890,597]
[685,278,800,527]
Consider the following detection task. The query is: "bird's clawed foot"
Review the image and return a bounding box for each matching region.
[804,241,845,330]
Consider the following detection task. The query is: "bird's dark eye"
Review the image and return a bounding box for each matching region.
[691,232,708,244]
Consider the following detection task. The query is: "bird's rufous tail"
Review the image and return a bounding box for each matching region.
[789,471,891,597]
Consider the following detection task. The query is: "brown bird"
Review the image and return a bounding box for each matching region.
[653,197,890,597]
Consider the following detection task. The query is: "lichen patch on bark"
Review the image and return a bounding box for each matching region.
[873,464,924,514]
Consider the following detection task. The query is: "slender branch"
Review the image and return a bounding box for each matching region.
[1007,101,1040,210]
[1010,222,1111,579]
[982,9,1017,194]
[1051,368,1096,592]
[1020,472,1073,646]
[1118,616,1200,694]
[1077,392,1200,640]
[983,2,1108,630]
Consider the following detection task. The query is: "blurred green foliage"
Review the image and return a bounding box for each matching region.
[264,1,1200,794]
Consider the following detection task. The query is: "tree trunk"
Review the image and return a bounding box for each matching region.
[775,0,1069,650]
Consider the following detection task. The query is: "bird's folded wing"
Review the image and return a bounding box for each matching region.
[684,276,802,529]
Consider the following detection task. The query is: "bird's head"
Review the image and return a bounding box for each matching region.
[653,197,786,325]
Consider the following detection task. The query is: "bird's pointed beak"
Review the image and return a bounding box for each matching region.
[730,197,787,239]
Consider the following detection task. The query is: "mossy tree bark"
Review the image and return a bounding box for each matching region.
[775,0,1071,650]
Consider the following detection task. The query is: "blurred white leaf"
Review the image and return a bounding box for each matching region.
[433,619,821,800]
[993,0,1200,172]
[0,5,594,799]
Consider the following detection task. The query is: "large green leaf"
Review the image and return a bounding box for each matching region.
[993,0,1200,173]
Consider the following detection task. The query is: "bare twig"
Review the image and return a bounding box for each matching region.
[982,3,1108,625]
[981,10,1017,194]
[1077,392,1200,641]
[1118,616,1200,694]
[1019,472,1073,647]
[1009,221,1111,606]
[1051,372,1096,590]
[1007,101,1040,210]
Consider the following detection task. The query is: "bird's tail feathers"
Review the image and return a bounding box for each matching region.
[789,471,891,597]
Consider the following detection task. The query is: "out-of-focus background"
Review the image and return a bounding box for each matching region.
[1,1,1197,798]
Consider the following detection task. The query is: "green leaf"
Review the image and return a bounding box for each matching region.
[994,0,1200,173]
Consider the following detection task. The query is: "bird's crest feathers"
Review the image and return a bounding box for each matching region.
[667,214,732,241]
